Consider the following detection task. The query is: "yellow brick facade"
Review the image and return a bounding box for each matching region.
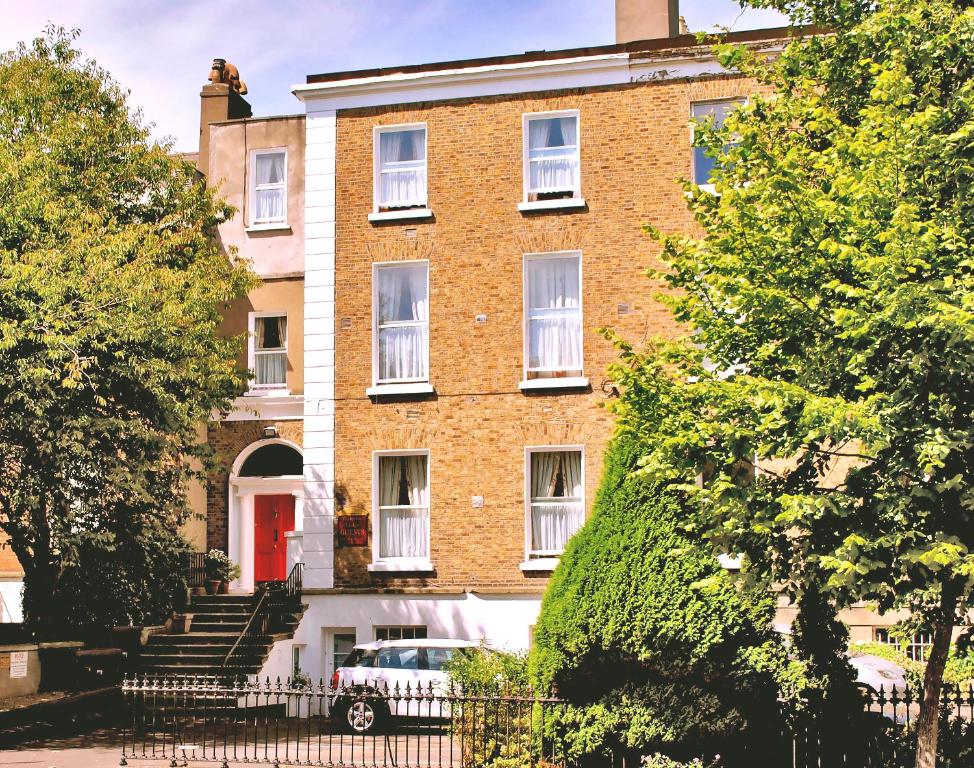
[331,75,754,591]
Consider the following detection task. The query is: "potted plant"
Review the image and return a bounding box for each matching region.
[220,562,242,594]
[205,549,234,594]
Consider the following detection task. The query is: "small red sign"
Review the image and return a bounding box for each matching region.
[336,515,369,547]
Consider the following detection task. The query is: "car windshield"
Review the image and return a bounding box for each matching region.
[341,649,376,668]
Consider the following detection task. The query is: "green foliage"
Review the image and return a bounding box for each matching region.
[608,0,974,759]
[0,28,255,637]
[446,644,529,694]
[446,648,538,768]
[787,588,861,711]
[531,436,785,762]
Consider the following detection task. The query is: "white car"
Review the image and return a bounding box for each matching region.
[330,638,482,733]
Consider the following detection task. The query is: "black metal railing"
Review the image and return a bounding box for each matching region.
[283,561,303,599]
[120,675,574,768]
[119,677,974,768]
[221,589,272,671]
[187,552,207,589]
[221,564,303,672]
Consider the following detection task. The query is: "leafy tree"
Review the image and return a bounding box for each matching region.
[609,1,974,764]
[530,436,785,764]
[0,29,254,636]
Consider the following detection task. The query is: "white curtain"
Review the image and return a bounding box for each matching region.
[528,116,578,193]
[531,451,583,554]
[527,257,582,374]
[255,152,286,222]
[378,264,429,382]
[379,455,428,559]
[379,129,427,208]
[255,316,286,386]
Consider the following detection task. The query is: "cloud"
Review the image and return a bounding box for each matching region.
[0,0,785,151]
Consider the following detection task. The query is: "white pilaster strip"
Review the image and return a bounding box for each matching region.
[301,108,337,589]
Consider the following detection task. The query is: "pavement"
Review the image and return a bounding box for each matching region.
[0,729,126,768]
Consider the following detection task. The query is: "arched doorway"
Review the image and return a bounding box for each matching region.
[228,439,304,592]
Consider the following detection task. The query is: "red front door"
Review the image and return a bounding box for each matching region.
[254,494,295,582]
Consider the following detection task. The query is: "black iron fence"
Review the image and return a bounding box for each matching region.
[120,675,577,768]
[120,676,974,768]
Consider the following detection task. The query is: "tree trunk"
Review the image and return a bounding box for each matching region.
[914,581,960,768]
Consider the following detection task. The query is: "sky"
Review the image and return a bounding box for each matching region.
[0,1,787,152]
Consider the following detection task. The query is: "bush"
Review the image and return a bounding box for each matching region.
[446,648,539,768]
[530,434,786,764]
[44,515,191,638]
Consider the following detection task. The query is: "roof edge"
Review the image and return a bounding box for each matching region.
[304,25,812,86]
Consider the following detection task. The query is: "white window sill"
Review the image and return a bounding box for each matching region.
[519,558,560,572]
[366,383,435,397]
[368,208,433,223]
[518,377,589,391]
[517,198,586,213]
[245,223,291,233]
[244,388,291,397]
[368,560,434,573]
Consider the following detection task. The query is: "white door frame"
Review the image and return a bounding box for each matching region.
[228,439,304,593]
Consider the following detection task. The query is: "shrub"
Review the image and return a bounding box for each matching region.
[530,434,786,764]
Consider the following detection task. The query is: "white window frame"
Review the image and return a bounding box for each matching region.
[374,625,428,642]
[369,449,433,572]
[372,123,430,218]
[519,251,587,390]
[690,98,747,194]
[247,311,289,396]
[248,148,288,228]
[520,110,584,210]
[370,260,431,393]
[521,445,585,571]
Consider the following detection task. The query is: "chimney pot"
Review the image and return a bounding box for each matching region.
[615,0,680,43]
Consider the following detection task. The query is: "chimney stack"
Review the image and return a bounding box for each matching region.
[197,58,252,176]
[615,0,681,44]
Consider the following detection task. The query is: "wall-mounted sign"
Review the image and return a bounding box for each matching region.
[9,651,27,678]
[336,515,369,547]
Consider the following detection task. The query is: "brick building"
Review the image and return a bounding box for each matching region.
[278,1,795,682]
[195,1,926,682]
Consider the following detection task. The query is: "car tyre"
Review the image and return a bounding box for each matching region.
[342,696,387,734]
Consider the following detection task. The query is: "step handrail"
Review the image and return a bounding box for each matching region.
[220,563,303,670]
[221,587,270,669]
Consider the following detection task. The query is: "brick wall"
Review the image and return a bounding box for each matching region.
[206,419,304,551]
[332,74,757,590]
[0,532,22,576]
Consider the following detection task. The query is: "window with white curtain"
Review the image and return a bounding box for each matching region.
[251,313,288,389]
[250,149,287,226]
[375,125,427,211]
[524,111,580,201]
[374,262,429,385]
[524,253,583,380]
[375,452,430,563]
[527,449,584,557]
[691,99,745,187]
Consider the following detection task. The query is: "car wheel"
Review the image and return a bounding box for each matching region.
[344,697,385,734]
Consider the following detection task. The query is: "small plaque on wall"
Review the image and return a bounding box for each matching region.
[336,515,369,547]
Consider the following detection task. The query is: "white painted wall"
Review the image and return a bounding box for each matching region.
[0,579,23,623]
[258,592,542,684]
